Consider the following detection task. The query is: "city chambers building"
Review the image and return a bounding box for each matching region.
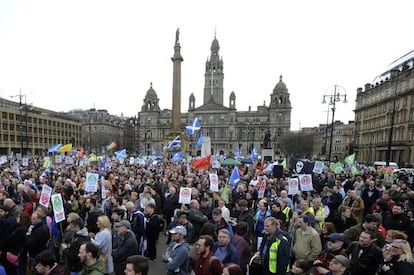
[354,50,414,165]
[138,35,292,158]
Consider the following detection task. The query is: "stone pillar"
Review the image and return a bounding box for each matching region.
[171,28,183,132]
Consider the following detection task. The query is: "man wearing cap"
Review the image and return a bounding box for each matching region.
[292,215,322,262]
[112,220,138,275]
[314,233,346,275]
[162,225,190,275]
[210,207,233,241]
[315,255,350,275]
[176,211,194,244]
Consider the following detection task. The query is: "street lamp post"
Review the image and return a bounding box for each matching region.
[386,69,400,166]
[322,85,347,164]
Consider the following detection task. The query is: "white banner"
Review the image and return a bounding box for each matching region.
[299,174,314,192]
[257,180,266,199]
[209,173,219,192]
[85,172,99,193]
[51,193,66,223]
[288,177,299,195]
[39,184,53,208]
[55,155,62,164]
[22,157,29,167]
[101,176,106,200]
[178,187,192,204]
[312,161,324,174]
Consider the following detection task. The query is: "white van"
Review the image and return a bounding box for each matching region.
[373,161,399,169]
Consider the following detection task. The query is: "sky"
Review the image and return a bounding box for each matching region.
[1,1,414,130]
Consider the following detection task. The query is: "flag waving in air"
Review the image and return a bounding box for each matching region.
[58,143,72,153]
[195,133,204,149]
[250,147,258,162]
[106,141,117,151]
[164,136,181,151]
[229,167,240,188]
[186,118,201,135]
[115,149,127,160]
[234,147,242,160]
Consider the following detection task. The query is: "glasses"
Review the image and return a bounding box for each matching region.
[391,245,402,250]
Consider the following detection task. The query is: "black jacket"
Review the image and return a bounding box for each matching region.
[65,228,90,272]
[347,242,383,275]
[26,222,50,257]
[379,255,414,275]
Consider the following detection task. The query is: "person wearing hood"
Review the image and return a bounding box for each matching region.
[78,242,105,275]
[62,218,90,275]
[162,225,190,275]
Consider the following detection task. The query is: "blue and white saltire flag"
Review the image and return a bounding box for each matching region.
[114,149,127,160]
[234,147,242,160]
[164,136,181,150]
[250,147,258,162]
[151,147,156,156]
[195,133,204,149]
[171,151,184,161]
[99,158,106,170]
[48,144,62,153]
[185,118,201,135]
[229,167,240,188]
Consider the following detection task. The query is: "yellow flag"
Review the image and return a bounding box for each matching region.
[58,143,72,153]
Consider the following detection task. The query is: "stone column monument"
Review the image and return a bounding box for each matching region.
[171,28,183,131]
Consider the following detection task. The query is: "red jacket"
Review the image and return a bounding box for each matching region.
[194,252,222,275]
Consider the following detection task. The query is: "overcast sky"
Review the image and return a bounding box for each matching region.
[1,0,413,130]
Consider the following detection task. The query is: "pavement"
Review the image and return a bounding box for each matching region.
[147,231,169,275]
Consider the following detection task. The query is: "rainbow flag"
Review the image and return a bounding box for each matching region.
[106,141,117,151]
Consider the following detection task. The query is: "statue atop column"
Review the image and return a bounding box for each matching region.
[175,28,180,44]
[263,129,271,149]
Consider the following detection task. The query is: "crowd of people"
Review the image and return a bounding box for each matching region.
[1,154,414,275]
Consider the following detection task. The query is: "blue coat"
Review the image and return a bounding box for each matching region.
[213,242,240,265]
[162,241,190,275]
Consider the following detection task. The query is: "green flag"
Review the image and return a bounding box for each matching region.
[281,158,287,168]
[221,184,229,202]
[331,162,344,174]
[351,165,360,176]
[344,153,355,165]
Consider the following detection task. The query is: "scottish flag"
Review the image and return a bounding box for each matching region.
[48,144,62,153]
[195,133,204,149]
[185,118,201,135]
[164,136,181,150]
[115,149,127,160]
[229,167,240,188]
[171,151,184,161]
[234,147,242,160]
[250,147,258,162]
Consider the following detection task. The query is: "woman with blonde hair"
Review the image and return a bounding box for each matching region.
[380,239,414,274]
[92,215,113,274]
[383,230,409,260]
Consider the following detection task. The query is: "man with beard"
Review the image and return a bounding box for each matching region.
[78,242,105,275]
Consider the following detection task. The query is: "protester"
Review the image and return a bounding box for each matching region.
[78,242,105,275]
[292,215,322,262]
[257,217,291,275]
[221,263,243,275]
[92,215,114,274]
[347,230,383,275]
[379,239,414,275]
[125,255,149,275]
[112,220,138,274]
[212,229,240,265]
[162,225,190,275]
[35,249,65,275]
[194,235,223,275]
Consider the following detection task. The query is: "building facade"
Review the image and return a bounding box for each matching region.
[354,50,414,165]
[69,109,128,154]
[0,97,82,156]
[138,35,292,159]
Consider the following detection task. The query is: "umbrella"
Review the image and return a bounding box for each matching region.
[220,158,242,167]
